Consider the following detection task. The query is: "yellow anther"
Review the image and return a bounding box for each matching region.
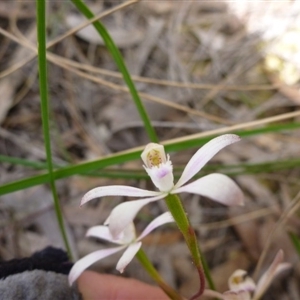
[147,150,162,166]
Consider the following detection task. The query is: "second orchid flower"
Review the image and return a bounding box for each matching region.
[69,212,174,285]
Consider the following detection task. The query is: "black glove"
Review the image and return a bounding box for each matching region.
[0,247,82,300]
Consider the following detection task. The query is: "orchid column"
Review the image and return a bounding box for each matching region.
[81,134,244,298]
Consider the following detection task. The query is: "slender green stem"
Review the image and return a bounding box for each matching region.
[70,0,158,143]
[197,242,215,291]
[165,195,201,263]
[165,194,215,297]
[36,0,72,259]
[136,249,183,300]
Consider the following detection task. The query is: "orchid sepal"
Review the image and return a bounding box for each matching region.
[68,246,126,286]
[172,173,244,207]
[175,134,241,189]
[116,242,142,273]
[104,194,167,239]
[81,185,161,206]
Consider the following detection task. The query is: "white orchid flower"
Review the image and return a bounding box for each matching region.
[203,250,291,300]
[69,212,174,285]
[82,134,243,238]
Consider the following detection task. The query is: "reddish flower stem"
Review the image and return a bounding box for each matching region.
[164,194,209,298]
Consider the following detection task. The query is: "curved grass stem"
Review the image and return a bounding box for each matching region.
[36,0,72,259]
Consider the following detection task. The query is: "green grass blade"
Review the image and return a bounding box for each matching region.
[70,0,158,143]
[36,0,72,258]
[2,154,300,179]
[0,155,49,169]
[1,122,300,196]
[0,173,50,193]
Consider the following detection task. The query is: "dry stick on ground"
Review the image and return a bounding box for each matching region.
[51,51,300,132]
[199,55,264,108]
[0,28,263,126]
[49,57,233,125]
[0,0,285,141]
[0,54,36,79]
[8,7,39,107]
[0,50,281,93]
[0,0,140,79]
[0,1,280,123]
[0,127,63,162]
[0,26,232,124]
[63,61,106,157]
[1,6,299,126]
[42,56,278,91]
[1,25,300,135]
[1,25,300,134]
[162,109,300,146]
[0,7,126,158]
[47,0,141,48]
[199,206,278,231]
[0,0,281,93]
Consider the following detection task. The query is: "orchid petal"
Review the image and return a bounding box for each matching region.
[81,186,161,206]
[86,225,121,244]
[105,194,167,239]
[86,225,116,243]
[87,223,136,245]
[253,250,291,300]
[116,242,142,273]
[137,212,174,241]
[172,173,244,206]
[175,134,240,189]
[68,246,126,285]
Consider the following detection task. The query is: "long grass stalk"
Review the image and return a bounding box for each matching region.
[2,154,299,178]
[1,122,300,196]
[36,0,72,258]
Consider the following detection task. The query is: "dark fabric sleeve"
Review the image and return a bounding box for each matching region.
[0,247,83,300]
